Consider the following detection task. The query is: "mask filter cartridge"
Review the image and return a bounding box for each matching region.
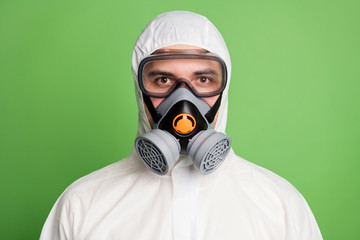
[187,129,231,174]
[135,129,180,175]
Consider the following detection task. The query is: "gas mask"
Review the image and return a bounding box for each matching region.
[135,53,232,175]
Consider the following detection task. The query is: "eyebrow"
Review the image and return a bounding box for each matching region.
[193,69,219,76]
[147,70,175,77]
[146,68,219,77]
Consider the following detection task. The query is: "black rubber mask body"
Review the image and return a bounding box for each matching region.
[143,87,221,153]
[158,100,208,153]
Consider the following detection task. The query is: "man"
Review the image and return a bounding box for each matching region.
[41,11,322,239]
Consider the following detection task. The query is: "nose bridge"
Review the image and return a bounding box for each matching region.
[173,78,193,92]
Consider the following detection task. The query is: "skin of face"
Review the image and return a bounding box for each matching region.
[144,45,221,128]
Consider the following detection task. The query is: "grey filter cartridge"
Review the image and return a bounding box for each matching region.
[135,129,180,175]
[188,130,232,174]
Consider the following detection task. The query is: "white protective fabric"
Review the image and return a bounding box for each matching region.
[40,11,323,240]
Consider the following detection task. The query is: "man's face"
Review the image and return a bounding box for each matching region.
[147,45,221,108]
[144,45,221,127]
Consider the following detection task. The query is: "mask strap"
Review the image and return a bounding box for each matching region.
[205,93,222,123]
[143,94,161,123]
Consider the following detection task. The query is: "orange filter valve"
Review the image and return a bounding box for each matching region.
[173,114,196,134]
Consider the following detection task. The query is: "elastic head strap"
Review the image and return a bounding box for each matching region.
[205,93,222,124]
[143,94,161,123]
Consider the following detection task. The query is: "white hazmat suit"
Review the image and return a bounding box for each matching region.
[40,11,323,240]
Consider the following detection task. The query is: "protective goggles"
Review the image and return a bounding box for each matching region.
[138,53,227,98]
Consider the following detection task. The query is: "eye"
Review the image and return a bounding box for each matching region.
[199,77,210,84]
[156,77,171,84]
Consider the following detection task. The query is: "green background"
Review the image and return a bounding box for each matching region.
[1,0,359,239]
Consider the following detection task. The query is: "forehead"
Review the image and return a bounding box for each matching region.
[152,45,209,55]
[144,58,221,73]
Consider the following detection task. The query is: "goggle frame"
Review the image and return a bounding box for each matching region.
[138,53,228,98]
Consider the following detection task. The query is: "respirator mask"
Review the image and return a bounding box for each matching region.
[135,52,232,175]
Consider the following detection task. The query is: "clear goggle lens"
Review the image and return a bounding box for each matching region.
[138,54,227,98]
